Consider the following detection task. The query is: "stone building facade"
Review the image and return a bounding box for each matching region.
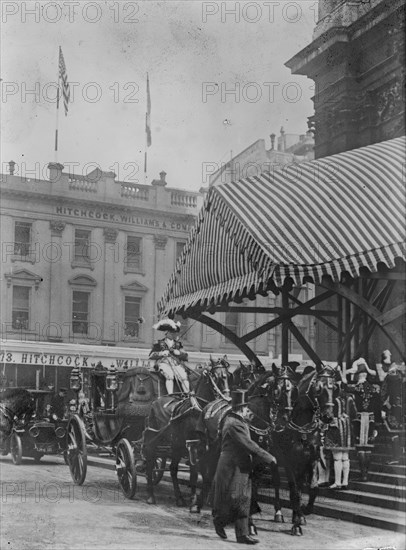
[286,0,405,158]
[0,162,205,386]
[286,0,405,363]
[209,128,314,186]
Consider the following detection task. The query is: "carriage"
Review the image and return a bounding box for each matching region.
[65,360,208,496]
[0,388,68,465]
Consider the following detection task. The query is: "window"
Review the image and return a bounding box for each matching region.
[14,221,31,258]
[225,310,239,336]
[125,236,142,271]
[72,291,90,335]
[74,229,91,262]
[124,296,141,338]
[12,286,30,330]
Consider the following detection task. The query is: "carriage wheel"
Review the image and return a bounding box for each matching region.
[116,438,137,499]
[66,415,87,485]
[10,433,22,465]
[152,457,167,485]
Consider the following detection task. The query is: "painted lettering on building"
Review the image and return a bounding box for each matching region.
[55,207,190,232]
[0,351,147,369]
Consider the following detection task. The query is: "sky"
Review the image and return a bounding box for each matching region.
[1,1,317,191]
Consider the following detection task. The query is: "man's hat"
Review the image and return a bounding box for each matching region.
[59,387,68,393]
[153,319,181,333]
[356,360,368,374]
[231,389,249,410]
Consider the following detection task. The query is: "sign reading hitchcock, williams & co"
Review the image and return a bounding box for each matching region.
[0,350,146,370]
[55,206,192,231]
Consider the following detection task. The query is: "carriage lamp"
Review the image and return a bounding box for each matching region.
[106,365,118,410]
[106,365,118,391]
[70,367,82,392]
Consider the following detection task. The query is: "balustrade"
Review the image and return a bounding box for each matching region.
[170,192,198,208]
[68,176,98,193]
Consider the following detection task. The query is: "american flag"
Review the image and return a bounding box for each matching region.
[59,47,70,116]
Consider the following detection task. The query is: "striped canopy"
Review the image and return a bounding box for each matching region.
[158,137,406,316]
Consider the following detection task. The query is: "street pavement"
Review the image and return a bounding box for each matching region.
[1,455,405,550]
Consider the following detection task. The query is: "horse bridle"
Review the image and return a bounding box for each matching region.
[204,363,231,402]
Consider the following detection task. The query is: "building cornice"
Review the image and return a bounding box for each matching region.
[286,0,404,76]
[0,188,197,223]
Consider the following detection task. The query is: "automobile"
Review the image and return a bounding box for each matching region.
[1,388,68,465]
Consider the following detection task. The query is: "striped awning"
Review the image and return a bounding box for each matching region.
[158,137,406,316]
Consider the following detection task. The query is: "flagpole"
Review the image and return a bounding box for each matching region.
[144,72,151,185]
[144,111,148,185]
[54,46,60,163]
[144,72,148,184]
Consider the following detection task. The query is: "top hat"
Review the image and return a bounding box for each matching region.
[153,319,181,333]
[231,389,249,410]
[355,360,368,375]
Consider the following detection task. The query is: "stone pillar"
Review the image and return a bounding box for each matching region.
[152,235,168,341]
[48,221,65,341]
[102,228,119,344]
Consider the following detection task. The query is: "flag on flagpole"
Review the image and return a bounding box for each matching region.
[59,46,70,116]
[145,73,151,147]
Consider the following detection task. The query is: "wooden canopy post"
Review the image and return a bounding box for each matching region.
[281,288,289,365]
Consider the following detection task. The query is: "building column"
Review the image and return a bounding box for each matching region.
[103,228,119,344]
[48,221,66,342]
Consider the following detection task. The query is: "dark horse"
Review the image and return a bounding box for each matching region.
[143,356,232,508]
[232,361,266,390]
[192,366,296,521]
[272,364,335,535]
[0,388,35,453]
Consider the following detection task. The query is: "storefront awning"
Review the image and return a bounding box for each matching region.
[158,137,406,316]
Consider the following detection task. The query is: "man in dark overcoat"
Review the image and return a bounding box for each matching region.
[212,389,277,545]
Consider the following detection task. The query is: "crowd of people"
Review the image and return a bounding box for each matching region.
[318,350,405,490]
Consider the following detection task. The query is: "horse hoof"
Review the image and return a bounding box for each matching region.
[291,526,303,536]
[146,496,156,505]
[299,516,307,526]
[274,512,284,523]
[189,505,200,514]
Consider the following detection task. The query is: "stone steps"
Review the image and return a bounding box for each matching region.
[86,452,406,532]
[256,488,406,533]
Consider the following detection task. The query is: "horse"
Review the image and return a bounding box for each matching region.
[232,361,266,389]
[143,356,232,508]
[0,388,35,453]
[271,363,335,535]
[192,368,293,522]
[247,364,299,525]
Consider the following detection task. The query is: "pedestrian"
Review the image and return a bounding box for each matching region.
[49,388,68,421]
[212,389,277,545]
[149,318,190,394]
